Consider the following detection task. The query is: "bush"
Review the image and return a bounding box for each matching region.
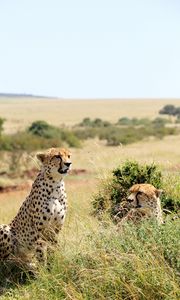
[28,120,81,148]
[79,117,111,128]
[0,131,81,152]
[152,117,170,127]
[28,120,60,139]
[0,117,5,136]
[99,126,141,145]
[98,125,177,146]
[117,117,132,125]
[175,115,180,123]
[0,132,62,152]
[92,160,179,220]
[75,117,178,146]
[117,117,163,127]
[74,128,98,140]
[60,129,81,148]
[79,117,92,127]
[0,120,81,152]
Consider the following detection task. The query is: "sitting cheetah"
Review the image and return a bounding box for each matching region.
[0,147,71,264]
[119,183,163,225]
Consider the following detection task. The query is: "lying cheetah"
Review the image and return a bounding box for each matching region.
[0,147,71,264]
[119,183,163,225]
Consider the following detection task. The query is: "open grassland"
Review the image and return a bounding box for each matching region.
[0,137,180,299]
[71,136,180,172]
[1,97,180,133]
[2,135,180,186]
[0,98,180,299]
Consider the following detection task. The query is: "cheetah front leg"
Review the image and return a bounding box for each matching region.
[0,224,13,259]
[35,240,47,265]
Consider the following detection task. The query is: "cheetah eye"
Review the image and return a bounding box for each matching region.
[68,155,71,159]
[54,155,61,159]
[137,191,144,196]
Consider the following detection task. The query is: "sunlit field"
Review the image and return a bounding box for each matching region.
[0,98,180,299]
[1,97,180,133]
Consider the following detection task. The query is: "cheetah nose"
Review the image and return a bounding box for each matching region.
[65,162,72,167]
[127,196,134,202]
[136,204,142,208]
[127,199,134,203]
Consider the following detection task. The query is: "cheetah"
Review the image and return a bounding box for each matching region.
[0,147,72,265]
[119,183,163,225]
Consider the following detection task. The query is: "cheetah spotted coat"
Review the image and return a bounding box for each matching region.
[0,147,71,264]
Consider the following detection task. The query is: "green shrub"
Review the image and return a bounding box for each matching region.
[117,117,132,125]
[79,117,111,128]
[98,126,141,145]
[0,117,5,136]
[0,120,81,152]
[93,160,179,220]
[0,132,62,152]
[97,125,178,146]
[60,129,81,148]
[117,117,168,127]
[28,120,62,139]
[73,128,98,140]
[75,117,178,146]
[79,117,92,127]
[175,115,180,123]
[28,120,81,148]
[152,117,170,127]
[93,118,111,127]
[129,117,151,126]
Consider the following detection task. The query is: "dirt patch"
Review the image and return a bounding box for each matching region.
[22,168,38,179]
[69,169,87,176]
[0,169,90,194]
[9,168,88,179]
[165,164,180,172]
[6,168,39,180]
[0,182,32,193]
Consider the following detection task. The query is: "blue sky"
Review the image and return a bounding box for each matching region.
[0,0,180,98]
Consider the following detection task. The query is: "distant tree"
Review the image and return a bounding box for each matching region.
[159,105,176,116]
[0,117,5,136]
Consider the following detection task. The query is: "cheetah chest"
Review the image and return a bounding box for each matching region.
[43,183,67,226]
[49,198,66,223]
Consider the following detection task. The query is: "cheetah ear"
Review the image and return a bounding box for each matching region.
[36,153,46,163]
[155,189,163,198]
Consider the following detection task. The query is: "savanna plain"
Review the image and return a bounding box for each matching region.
[0,98,180,300]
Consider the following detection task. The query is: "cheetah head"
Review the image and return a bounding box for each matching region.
[37,147,72,177]
[127,183,162,210]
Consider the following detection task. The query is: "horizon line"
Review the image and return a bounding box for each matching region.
[0,93,180,101]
